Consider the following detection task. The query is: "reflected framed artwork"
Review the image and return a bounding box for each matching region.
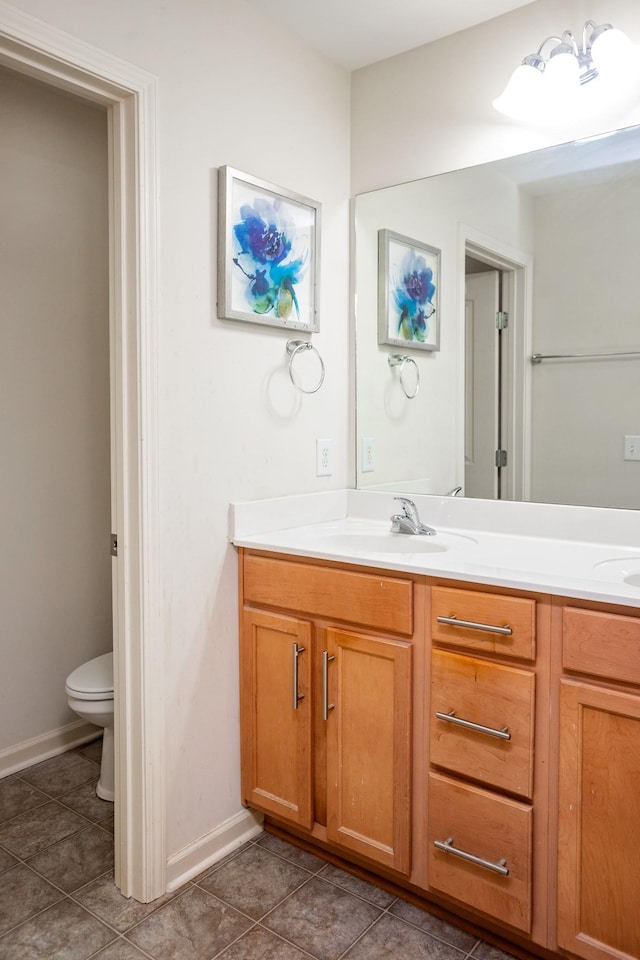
[378,229,440,351]
[218,166,321,331]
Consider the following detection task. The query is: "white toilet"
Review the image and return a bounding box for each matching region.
[65,652,114,802]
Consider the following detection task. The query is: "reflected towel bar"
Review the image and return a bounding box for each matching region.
[531,350,640,364]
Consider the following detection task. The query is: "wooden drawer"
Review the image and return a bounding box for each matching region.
[430,650,535,798]
[243,554,413,636]
[431,586,535,661]
[562,605,640,685]
[427,771,532,933]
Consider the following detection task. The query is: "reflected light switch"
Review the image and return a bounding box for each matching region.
[624,436,640,461]
[361,437,375,473]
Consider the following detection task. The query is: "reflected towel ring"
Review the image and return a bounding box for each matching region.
[286,339,325,394]
[388,354,420,399]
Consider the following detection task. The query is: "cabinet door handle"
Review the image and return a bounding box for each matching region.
[292,643,305,710]
[436,614,512,636]
[434,837,509,876]
[435,710,511,741]
[322,651,335,721]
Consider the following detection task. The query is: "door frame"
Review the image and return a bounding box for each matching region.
[0,2,165,901]
[459,225,533,502]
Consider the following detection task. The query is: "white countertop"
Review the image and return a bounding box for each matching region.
[230,490,640,608]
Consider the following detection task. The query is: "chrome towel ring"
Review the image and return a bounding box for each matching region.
[286,339,325,394]
[388,353,420,399]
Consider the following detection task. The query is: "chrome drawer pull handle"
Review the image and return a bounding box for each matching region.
[436,614,513,636]
[322,651,335,721]
[292,643,305,710]
[436,710,511,741]
[434,837,509,876]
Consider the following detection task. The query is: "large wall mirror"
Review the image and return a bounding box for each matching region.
[354,124,640,510]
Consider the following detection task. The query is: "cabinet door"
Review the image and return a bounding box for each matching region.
[241,609,313,829]
[325,627,412,874]
[558,679,640,960]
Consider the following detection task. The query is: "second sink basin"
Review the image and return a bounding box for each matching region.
[592,556,640,587]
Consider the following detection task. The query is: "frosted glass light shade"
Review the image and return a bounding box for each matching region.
[493,63,545,120]
[542,50,580,117]
[545,50,580,90]
[591,27,640,87]
[591,27,637,72]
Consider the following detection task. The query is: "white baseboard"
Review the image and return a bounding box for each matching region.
[0,720,101,778]
[165,807,264,892]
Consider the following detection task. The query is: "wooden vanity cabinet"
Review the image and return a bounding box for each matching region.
[239,550,416,875]
[555,601,640,960]
[239,549,640,960]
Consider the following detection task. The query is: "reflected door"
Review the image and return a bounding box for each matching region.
[465,270,500,499]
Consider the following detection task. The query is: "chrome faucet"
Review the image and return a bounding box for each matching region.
[390,497,436,536]
[446,485,462,497]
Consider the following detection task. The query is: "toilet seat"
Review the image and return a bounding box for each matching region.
[65,652,114,701]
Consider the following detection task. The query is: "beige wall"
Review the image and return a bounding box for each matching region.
[3,0,352,862]
[0,67,111,751]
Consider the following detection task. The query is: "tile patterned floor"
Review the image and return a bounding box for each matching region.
[0,743,516,960]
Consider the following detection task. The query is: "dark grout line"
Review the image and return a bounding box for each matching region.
[334,909,386,960]
[252,922,322,960]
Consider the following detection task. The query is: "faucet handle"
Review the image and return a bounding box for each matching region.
[394,496,419,521]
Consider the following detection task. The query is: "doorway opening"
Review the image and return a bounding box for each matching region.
[0,7,164,901]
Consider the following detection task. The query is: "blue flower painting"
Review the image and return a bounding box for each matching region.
[219,168,320,331]
[379,230,440,351]
[392,247,436,343]
[232,196,308,321]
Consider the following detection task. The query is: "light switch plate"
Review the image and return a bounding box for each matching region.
[316,438,333,476]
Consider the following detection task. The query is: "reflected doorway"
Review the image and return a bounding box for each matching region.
[465,266,503,499]
[463,239,528,502]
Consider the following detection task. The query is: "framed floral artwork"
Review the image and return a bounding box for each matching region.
[218,166,321,331]
[378,229,440,351]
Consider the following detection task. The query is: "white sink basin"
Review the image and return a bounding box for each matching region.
[592,556,640,587]
[239,518,481,559]
[317,529,478,555]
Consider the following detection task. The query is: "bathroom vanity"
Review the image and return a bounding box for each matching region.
[232,491,640,960]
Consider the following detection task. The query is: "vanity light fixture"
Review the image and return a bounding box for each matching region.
[493,20,640,123]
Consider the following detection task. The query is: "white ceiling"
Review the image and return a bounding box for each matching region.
[245,0,537,71]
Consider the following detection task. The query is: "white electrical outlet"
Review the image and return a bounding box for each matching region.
[624,435,640,461]
[316,438,333,477]
[361,436,375,473]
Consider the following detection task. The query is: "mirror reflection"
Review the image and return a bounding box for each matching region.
[354,124,640,510]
